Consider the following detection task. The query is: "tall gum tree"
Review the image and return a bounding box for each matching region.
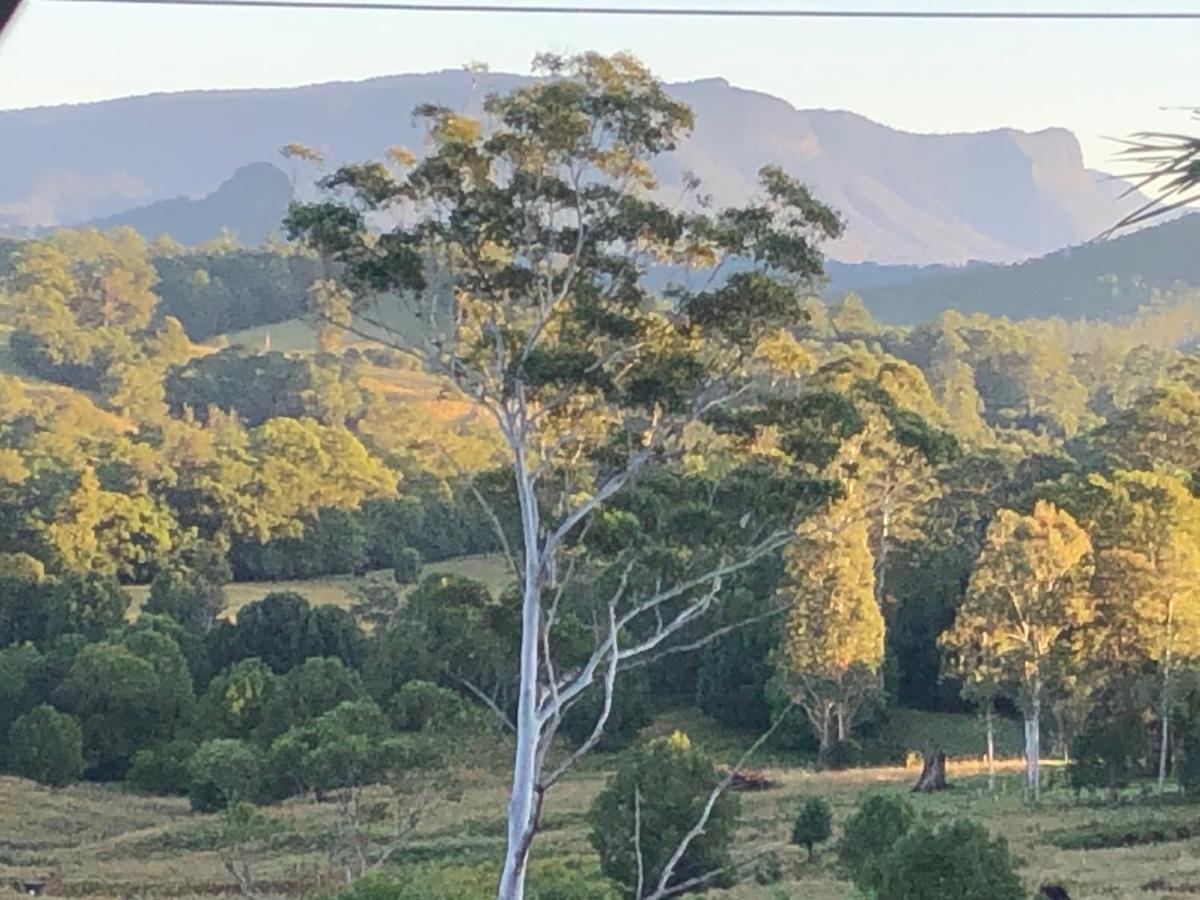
[1051,470,1200,789]
[947,501,1093,799]
[285,52,841,899]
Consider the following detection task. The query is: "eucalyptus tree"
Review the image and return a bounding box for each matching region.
[943,501,1093,799]
[285,52,840,898]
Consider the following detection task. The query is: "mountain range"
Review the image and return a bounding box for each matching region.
[0,70,1151,265]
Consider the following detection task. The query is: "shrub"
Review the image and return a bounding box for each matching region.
[528,859,621,900]
[392,547,422,586]
[837,792,916,893]
[589,732,738,896]
[187,738,264,812]
[6,705,84,786]
[823,739,862,770]
[791,796,832,859]
[876,818,1024,900]
[390,680,467,732]
[1068,706,1145,799]
[128,740,197,795]
[1176,691,1200,796]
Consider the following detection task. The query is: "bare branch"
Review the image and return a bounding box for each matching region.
[645,706,794,900]
[455,676,516,733]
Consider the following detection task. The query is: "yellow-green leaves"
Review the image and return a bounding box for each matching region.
[949,501,1092,710]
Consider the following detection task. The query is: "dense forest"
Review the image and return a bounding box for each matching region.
[2,56,1200,900]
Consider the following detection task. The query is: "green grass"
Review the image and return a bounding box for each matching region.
[874,708,1026,760]
[127,554,513,620]
[5,744,1200,900]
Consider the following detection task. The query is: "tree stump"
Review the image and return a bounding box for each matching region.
[911,748,949,792]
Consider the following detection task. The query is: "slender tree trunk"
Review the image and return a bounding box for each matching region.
[1159,603,1174,792]
[498,451,542,900]
[836,702,848,742]
[1159,662,1172,792]
[985,703,996,794]
[1025,691,1041,801]
[818,705,832,763]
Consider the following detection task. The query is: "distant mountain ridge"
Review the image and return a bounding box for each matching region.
[82,162,293,246]
[0,70,1149,264]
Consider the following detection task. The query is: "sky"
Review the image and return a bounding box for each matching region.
[0,0,1197,170]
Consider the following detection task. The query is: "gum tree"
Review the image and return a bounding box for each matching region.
[286,52,840,899]
[946,501,1093,799]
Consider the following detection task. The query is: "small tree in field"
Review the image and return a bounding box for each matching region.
[286,51,840,899]
[589,732,738,898]
[776,487,885,759]
[837,793,915,894]
[876,818,1025,900]
[791,796,832,861]
[7,705,84,787]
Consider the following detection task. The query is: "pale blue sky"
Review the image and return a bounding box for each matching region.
[1,0,1197,169]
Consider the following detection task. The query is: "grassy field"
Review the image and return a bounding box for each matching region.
[3,708,1199,900]
[127,554,513,620]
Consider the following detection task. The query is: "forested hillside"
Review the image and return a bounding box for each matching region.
[861,212,1200,323]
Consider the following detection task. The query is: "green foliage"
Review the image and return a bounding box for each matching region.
[258,656,367,742]
[695,596,776,730]
[1068,702,1146,797]
[6,704,84,786]
[0,642,41,738]
[165,350,364,428]
[837,792,916,893]
[153,248,322,341]
[589,732,738,897]
[215,592,363,674]
[187,738,264,812]
[875,819,1025,900]
[145,539,230,631]
[195,657,279,742]
[127,740,197,795]
[389,680,468,732]
[64,634,194,779]
[266,699,406,798]
[560,668,652,752]
[392,546,422,585]
[790,796,832,857]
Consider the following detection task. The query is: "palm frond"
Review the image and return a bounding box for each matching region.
[1108,109,1200,235]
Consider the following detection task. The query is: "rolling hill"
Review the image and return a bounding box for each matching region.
[859,212,1200,324]
[0,70,1152,265]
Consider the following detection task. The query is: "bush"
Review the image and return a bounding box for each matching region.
[392,547,422,586]
[6,705,84,786]
[837,792,916,893]
[791,796,832,858]
[1176,691,1200,796]
[823,739,862,770]
[128,740,197,795]
[187,738,264,812]
[528,859,621,900]
[390,680,467,732]
[1069,705,1145,799]
[876,818,1024,900]
[589,732,738,896]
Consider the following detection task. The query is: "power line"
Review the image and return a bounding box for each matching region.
[43,0,1200,19]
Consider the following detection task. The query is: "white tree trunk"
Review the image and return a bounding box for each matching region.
[1159,617,1174,792]
[1159,711,1170,792]
[1024,696,1041,801]
[497,457,542,900]
[985,704,996,794]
